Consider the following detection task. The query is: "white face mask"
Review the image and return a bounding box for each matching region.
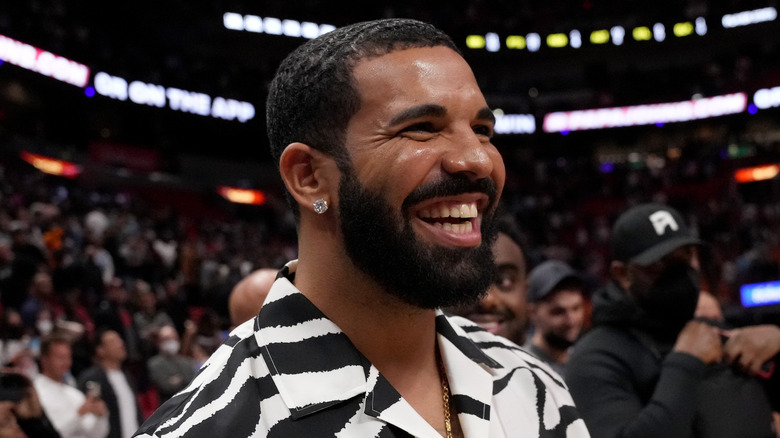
[160,339,180,356]
[36,319,53,336]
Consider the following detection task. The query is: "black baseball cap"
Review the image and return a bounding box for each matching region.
[527,260,582,302]
[611,203,702,266]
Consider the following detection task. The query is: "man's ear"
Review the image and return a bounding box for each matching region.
[610,261,631,291]
[527,302,539,322]
[279,143,338,214]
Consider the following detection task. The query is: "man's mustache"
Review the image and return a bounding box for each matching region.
[402,176,498,211]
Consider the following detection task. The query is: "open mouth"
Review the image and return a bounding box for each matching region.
[418,201,478,234]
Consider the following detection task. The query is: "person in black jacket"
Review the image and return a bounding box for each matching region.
[567,202,780,438]
[0,371,60,438]
[77,329,144,438]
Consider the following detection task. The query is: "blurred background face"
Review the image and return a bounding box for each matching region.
[41,342,72,381]
[99,330,127,362]
[454,232,528,343]
[530,288,585,350]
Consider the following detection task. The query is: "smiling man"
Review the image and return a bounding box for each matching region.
[134,18,589,438]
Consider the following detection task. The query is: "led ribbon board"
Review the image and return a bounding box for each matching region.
[542,93,747,133]
[741,280,780,307]
[0,33,89,87]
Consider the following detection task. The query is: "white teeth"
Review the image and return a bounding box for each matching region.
[437,222,474,234]
[421,202,478,219]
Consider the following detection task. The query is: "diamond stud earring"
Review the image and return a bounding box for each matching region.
[313,198,328,214]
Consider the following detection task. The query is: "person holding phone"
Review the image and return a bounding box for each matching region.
[0,371,60,438]
[566,203,780,438]
[33,334,108,438]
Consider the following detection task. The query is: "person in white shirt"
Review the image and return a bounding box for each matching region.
[33,334,109,438]
[77,329,144,438]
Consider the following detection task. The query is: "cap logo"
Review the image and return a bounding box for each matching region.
[649,210,679,235]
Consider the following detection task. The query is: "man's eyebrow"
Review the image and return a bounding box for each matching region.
[476,107,496,124]
[388,104,447,127]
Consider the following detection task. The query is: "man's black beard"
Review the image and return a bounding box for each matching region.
[543,330,576,351]
[338,168,499,309]
[630,263,701,340]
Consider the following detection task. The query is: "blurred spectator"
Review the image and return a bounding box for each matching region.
[180,309,225,370]
[83,210,110,247]
[33,334,109,438]
[0,371,60,438]
[92,278,141,375]
[146,325,193,403]
[524,260,588,379]
[567,202,780,437]
[227,268,276,327]
[132,281,173,359]
[77,329,143,438]
[0,310,35,377]
[695,290,725,323]
[1,223,47,310]
[19,270,56,330]
[157,277,188,335]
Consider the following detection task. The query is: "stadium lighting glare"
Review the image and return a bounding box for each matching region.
[569,30,582,48]
[466,35,486,49]
[94,72,256,122]
[673,22,694,37]
[610,26,625,45]
[722,7,777,28]
[734,164,780,183]
[543,92,747,133]
[590,29,610,44]
[0,33,90,87]
[695,17,708,35]
[741,281,780,307]
[653,23,666,41]
[546,33,568,48]
[222,12,335,39]
[20,151,81,178]
[526,33,542,52]
[494,114,536,134]
[486,32,501,52]
[217,186,267,205]
[753,86,780,109]
[632,26,652,41]
[506,35,526,49]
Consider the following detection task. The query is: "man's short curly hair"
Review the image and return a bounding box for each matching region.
[266,18,459,214]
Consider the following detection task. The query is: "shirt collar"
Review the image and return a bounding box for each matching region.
[256,260,501,427]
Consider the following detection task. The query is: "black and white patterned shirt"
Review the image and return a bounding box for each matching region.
[134,261,590,438]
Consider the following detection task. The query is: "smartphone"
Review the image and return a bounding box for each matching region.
[0,373,29,402]
[85,381,101,399]
[719,329,775,379]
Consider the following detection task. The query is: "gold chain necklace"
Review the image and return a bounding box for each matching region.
[437,351,454,438]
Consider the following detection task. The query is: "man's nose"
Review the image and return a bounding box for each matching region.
[480,287,500,309]
[441,129,495,180]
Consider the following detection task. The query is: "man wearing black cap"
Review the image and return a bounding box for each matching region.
[523,260,587,379]
[566,202,780,438]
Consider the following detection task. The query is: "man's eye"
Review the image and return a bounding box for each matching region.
[473,124,494,138]
[400,122,436,133]
[494,271,518,291]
